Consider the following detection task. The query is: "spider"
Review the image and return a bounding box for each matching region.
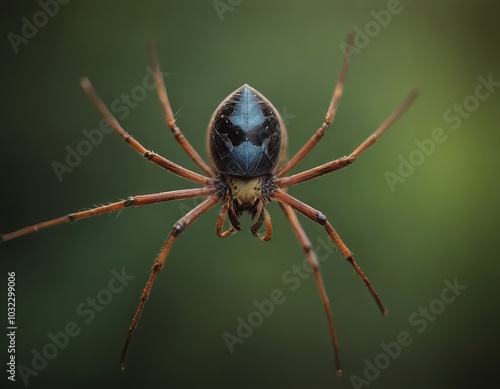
[1,32,418,376]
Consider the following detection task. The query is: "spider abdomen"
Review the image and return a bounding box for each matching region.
[208,84,285,176]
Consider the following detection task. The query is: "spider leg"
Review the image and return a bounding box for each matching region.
[278,201,342,377]
[216,205,236,238]
[250,206,272,241]
[277,30,354,177]
[273,189,388,316]
[1,187,216,242]
[278,88,419,188]
[147,40,215,177]
[80,78,212,186]
[120,193,221,369]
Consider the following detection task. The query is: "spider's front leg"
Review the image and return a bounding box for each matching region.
[249,204,272,242]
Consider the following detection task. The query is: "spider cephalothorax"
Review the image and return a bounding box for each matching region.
[217,173,278,240]
[2,32,418,376]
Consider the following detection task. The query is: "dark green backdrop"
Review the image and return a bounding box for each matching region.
[1,1,499,388]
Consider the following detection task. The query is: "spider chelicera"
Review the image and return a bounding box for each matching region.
[1,32,418,375]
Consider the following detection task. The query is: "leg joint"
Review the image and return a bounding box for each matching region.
[144,150,156,160]
[308,258,320,272]
[152,261,163,273]
[121,134,129,142]
[315,212,327,226]
[124,197,136,207]
[172,222,184,237]
[302,243,313,254]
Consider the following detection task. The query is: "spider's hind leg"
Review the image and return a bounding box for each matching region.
[278,201,342,376]
[274,189,388,316]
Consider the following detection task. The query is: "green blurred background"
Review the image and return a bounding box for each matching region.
[1,1,499,388]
